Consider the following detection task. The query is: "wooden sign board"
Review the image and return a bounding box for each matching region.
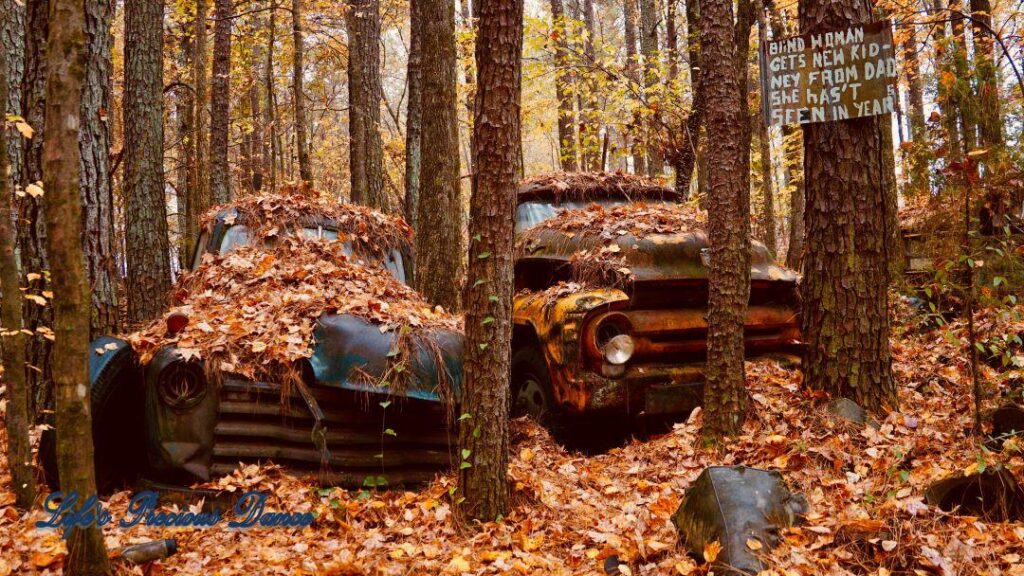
[760,21,898,127]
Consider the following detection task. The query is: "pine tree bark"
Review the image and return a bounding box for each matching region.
[249,64,264,191]
[701,0,751,439]
[405,0,423,232]
[20,0,53,417]
[783,126,804,269]
[81,0,118,337]
[755,5,776,257]
[578,0,600,170]
[209,0,233,204]
[292,0,312,183]
[43,0,111,569]
[902,26,928,193]
[415,0,463,311]
[124,0,172,325]
[2,0,24,189]
[671,0,701,196]
[549,0,577,171]
[623,0,645,174]
[458,0,522,522]
[1,43,37,511]
[190,0,211,244]
[638,0,663,174]
[265,0,279,191]
[969,0,1002,149]
[799,0,896,412]
[347,0,388,210]
[177,29,196,246]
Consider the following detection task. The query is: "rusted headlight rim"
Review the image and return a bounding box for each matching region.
[582,311,634,361]
[157,361,207,412]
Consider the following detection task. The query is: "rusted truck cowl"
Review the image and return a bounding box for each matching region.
[511,173,803,430]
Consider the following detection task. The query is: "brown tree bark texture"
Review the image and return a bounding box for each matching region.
[265,0,280,192]
[347,0,387,210]
[292,0,312,183]
[177,29,196,246]
[671,0,701,197]
[191,0,211,239]
[81,0,119,337]
[414,0,464,311]
[901,27,928,194]
[19,0,53,417]
[0,40,37,511]
[799,0,896,413]
[755,5,776,257]
[404,0,423,234]
[783,125,804,270]
[549,0,577,171]
[124,0,172,325]
[701,0,751,438]
[458,0,523,522]
[209,0,233,204]
[42,0,111,569]
[969,0,1002,149]
[2,0,24,187]
[622,0,645,174]
[638,0,663,174]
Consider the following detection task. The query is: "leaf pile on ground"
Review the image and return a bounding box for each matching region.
[204,183,413,260]
[4,301,1024,575]
[518,171,673,201]
[126,234,459,381]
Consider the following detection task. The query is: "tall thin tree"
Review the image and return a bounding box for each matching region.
[1,42,37,511]
[459,0,523,522]
[292,0,312,183]
[43,0,111,569]
[638,0,663,174]
[701,0,752,438]
[347,0,388,209]
[799,0,896,411]
[549,0,577,171]
[405,0,423,233]
[81,0,118,337]
[415,0,464,311]
[189,0,211,246]
[124,0,172,324]
[209,0,234,203]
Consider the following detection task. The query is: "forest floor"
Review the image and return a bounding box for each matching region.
[1,300,1023,575]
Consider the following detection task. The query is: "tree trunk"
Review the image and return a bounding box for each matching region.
[671,0,701,196]
[549,0,577,171]
[783,125,804,270]
[458,0,522,522]
[20,0,53,418]
[347,0,387,210]
[124,0,172,325]
[265,0,279,191]
[578,0,600,170]
[638,0,662,174]
[190,0,211,245]
[177,29,195,251]
[701,0,751,440]
[754,5,776,257]
[2,0,24,192]
[415,0,464,311]
[43,0,112,569]
[209,0,233,204]
[665,0,678,81]
[969,0,1002,150]
[81,0,118,337]
[623,0,645,174]
[799,0,896,412]
[249,66,264,192]
[0,41,37,511]
[405,0,423,233]
[292,0,312,183]
[901,26,927,194]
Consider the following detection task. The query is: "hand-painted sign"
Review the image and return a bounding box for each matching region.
[760,21,897,127]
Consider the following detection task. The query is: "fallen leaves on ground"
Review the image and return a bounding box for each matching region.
[2,301,1023,575]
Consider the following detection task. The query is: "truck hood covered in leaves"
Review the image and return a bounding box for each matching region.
[127,235,462,398]
[516,202,797,286]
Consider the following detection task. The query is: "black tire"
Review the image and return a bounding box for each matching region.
[40,341,145,493]
[510,346,562,429]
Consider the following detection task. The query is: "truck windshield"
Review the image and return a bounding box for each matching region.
[213,225,407,284]
[515,198,670,233]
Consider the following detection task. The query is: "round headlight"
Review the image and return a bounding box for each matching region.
[603,334,635,365]
[158,362,207,411]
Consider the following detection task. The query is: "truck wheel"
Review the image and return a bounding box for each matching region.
[40,341,144,493]
[511,347,561,428]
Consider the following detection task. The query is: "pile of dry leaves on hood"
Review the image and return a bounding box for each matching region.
[128,236,459,381]
[4,300,1023,575]
[128,191,458,382]
[517,202,707,290]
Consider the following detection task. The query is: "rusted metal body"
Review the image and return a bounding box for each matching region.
[77,206,461,490]
[512,177,803,419]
